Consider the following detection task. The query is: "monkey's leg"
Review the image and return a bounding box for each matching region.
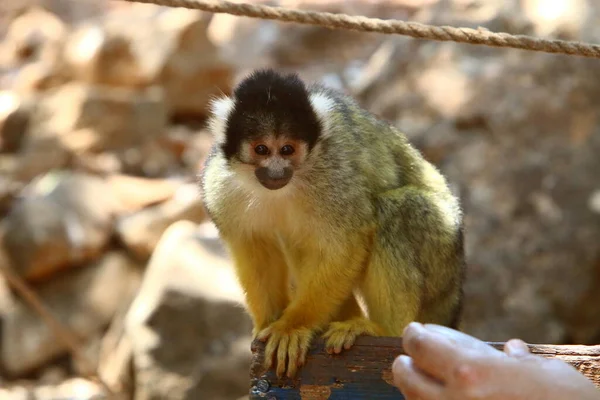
[226,237,291,338]
[361,187,463,336]
[256,239,369,378]
[322,294,384,354]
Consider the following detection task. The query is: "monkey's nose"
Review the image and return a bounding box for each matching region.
[255,166,293,190]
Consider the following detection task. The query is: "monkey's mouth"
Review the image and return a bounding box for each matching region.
[255,167,292,190]
[257,177,291,190]
[261,179,290,190]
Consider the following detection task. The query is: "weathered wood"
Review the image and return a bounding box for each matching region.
[249,336,600,399]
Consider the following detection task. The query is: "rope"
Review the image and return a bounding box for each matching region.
[121,0,600,59]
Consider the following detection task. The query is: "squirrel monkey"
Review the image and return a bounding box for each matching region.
[200,69,465,379]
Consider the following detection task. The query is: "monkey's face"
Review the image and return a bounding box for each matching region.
[209,69,323,192]
[238,135,309,191]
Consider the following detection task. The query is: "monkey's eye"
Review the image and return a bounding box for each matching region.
[280,145,295,156]
[254,144,269,155]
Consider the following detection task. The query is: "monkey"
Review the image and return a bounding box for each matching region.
[199,69,465,379]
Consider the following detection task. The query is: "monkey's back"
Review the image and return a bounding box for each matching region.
[309,85,454,200]
[306,86,465,329]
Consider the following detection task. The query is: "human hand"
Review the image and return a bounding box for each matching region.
[392,322,600,400]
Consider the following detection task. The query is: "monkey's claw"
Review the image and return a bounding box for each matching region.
[256,322,314,378]
[323,318,382,354]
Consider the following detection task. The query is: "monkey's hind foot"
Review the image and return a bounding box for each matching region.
[323,317,383,355]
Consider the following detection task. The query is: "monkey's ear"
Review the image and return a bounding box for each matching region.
[308,92,335,136]
[207,96,235,144]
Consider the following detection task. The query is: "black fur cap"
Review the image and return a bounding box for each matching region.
[221,69,323,160]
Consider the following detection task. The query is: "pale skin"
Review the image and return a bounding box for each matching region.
[393,322,600,400]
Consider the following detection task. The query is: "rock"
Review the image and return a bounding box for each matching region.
[38,365,68,386]
[118,138,181,178]
[11,140,70,183]
[153,8,234,119]
[123,221,252,400]
[271,0,418,68]
[0,152,18,174]
[62,23,147,88]
[116,183,206,259]
[180,129,214,174]
[97,298,136,396]
[0,386,29,400]
[41,0,109,26]
[9,82,167,182]
[0,157,24,215]
[106,174,181,214]
[1,251,142,376]
[25,81,167,153]
[159,125,192,161]
[0,7,67,68]
[2,171,118,281]
[62,6,234,118]
[271,23,379,68]
[206,0,417,70]
[11,60,66,93]
[0,238,17,317]
[0,91,31,152]
[207,8,281,70]
[10,81,167,182]
[0,7,69,95]
[0,377,105,400]
[71,151,123,176]
[522,0,590,39]
[70,331,104,379]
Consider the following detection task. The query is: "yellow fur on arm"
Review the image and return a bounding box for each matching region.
[226,238,291,336]
[277,243,368,330]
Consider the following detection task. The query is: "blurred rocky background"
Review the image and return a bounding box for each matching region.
[0,0,599,398]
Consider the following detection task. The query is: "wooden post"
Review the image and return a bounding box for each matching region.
[249,336,600,399]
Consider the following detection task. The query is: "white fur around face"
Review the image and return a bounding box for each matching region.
[208,96,235,144]
[309,92,335,136]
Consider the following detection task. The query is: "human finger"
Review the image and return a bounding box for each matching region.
[392,355,444,400]
[401,322,467,382]
[423,324,504,357]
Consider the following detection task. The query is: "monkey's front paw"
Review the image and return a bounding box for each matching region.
[252,324,269,340]
[323,318,383,354]
[256,321,315,378]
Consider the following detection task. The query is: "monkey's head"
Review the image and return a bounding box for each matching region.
[207,69,330,191]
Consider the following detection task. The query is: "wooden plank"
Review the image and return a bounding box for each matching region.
[249,336,600,399]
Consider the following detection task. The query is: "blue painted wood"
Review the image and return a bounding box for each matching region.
[250,337,407,399]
